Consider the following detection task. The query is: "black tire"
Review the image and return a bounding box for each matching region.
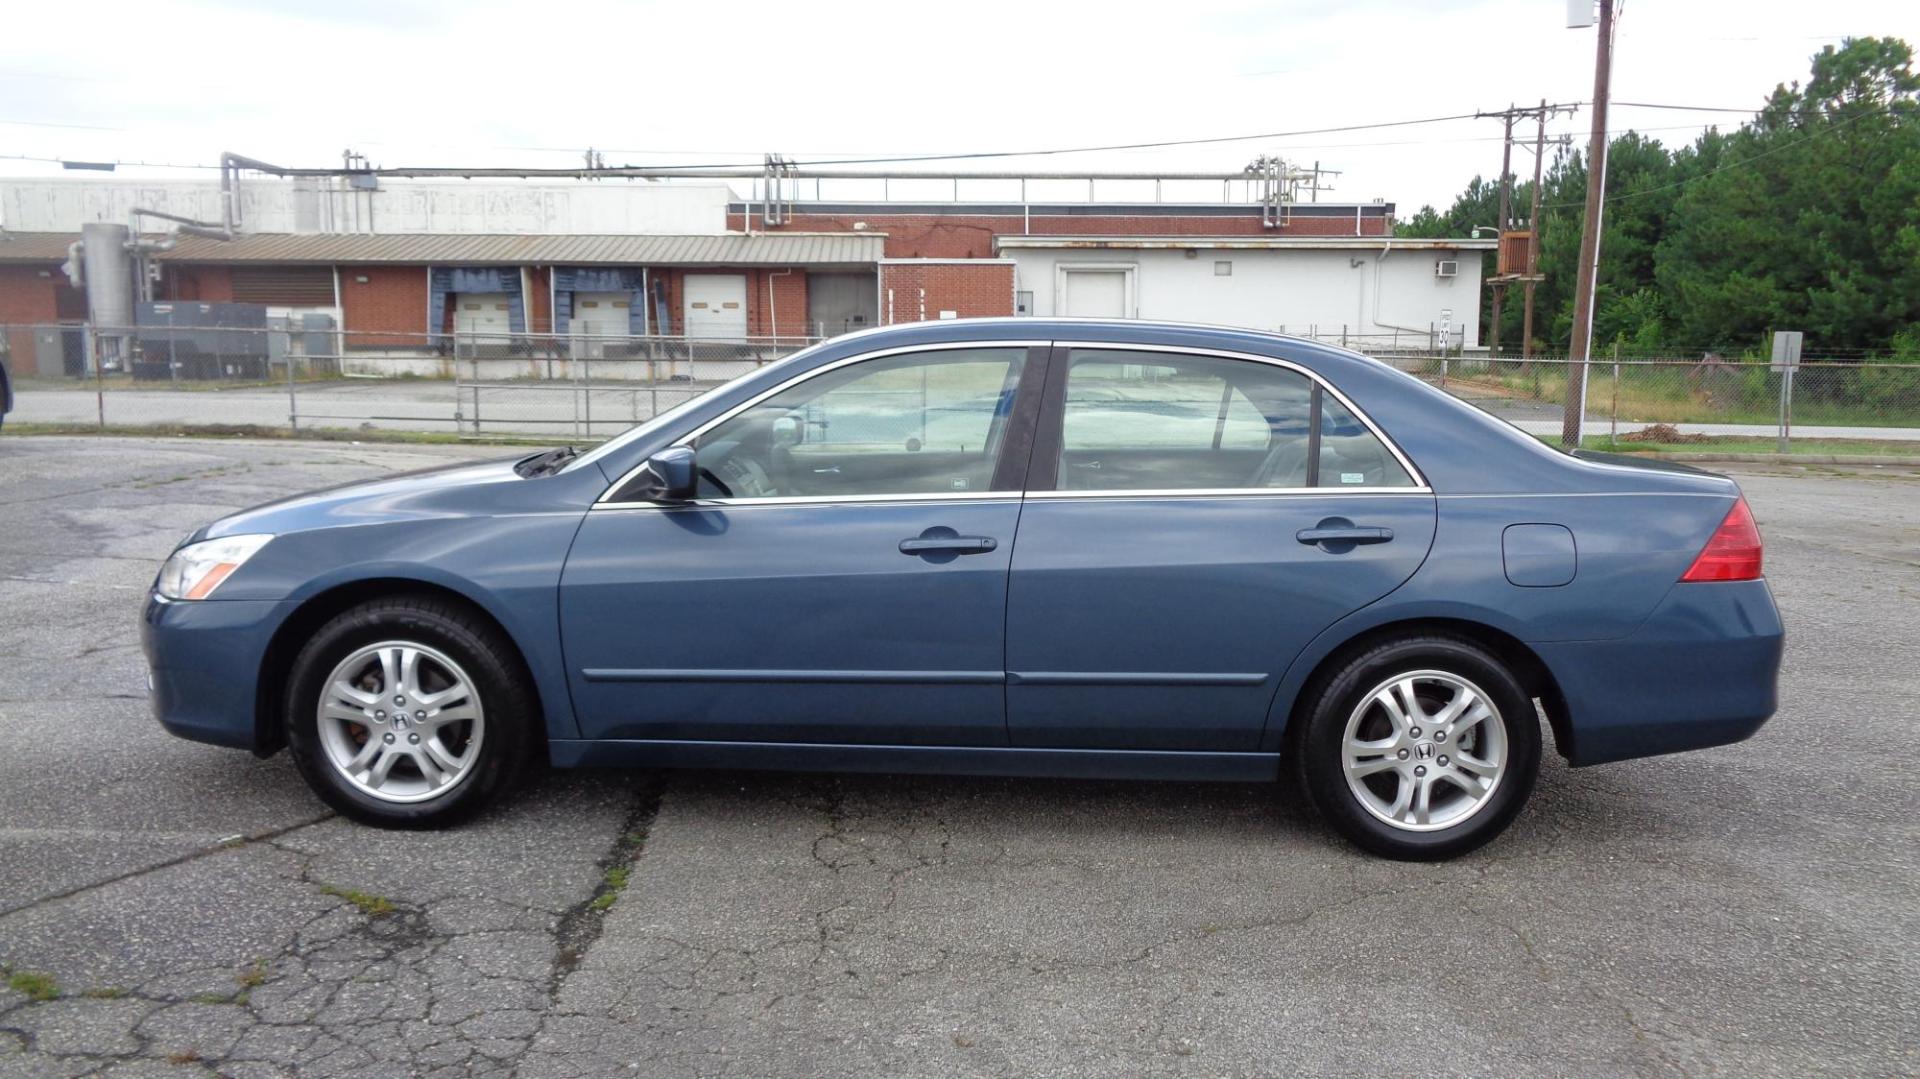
[284,595,536,828]
[1291,635,1541,860]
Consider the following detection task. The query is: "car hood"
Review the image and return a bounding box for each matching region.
[194,455,536,543]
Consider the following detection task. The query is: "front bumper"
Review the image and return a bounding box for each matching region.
[141,593,292,752]
[1535,579,1784,766]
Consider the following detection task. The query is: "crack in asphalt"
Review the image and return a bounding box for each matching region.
[0,783,661,1078]
[0,814,336,920]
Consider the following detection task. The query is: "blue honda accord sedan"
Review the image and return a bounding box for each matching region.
[142,319,1781,858]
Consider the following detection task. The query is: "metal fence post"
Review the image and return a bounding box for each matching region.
[1610,341,1620,444]
[572,352,584,441]
[468,335,481,438]
[287,349,299,432]
[1777,366,1794,454]
[92,326,105,430]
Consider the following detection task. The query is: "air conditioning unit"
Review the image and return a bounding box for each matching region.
[1434,259,1458,278]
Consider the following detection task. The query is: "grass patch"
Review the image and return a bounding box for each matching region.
[81,986,127,1000]
[319,884,396,917]
[588,864,632,913]
[587,861,635,914]
[1446,363,1920,429]
[236,959,269,990]
[1540,433,1920,457]
[6,970,59,1002]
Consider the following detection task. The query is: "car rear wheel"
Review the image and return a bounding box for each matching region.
[1294,635,1540,860]
[284,596,535,827]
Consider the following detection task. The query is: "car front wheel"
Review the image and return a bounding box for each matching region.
[1295,635,1541,860]
[284,596,535,827]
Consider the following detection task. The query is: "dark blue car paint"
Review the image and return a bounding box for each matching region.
[145,319,1782,777]
[1004,492,1436,751]
[562,499,1021,745]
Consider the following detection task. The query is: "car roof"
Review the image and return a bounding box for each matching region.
[819,317,1396,380]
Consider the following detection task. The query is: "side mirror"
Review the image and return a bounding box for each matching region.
[629,446,698,502]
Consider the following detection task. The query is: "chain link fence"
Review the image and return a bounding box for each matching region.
[5,321,1918,454]
[1381,352,1920,452]
[1,323,817,441]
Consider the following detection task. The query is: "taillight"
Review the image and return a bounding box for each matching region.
[1680,497,1763,582]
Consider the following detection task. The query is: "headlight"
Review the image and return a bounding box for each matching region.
[156,534,273,600]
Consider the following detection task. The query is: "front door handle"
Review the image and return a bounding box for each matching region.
[900,535,998,555]
[1296,526,1394,546]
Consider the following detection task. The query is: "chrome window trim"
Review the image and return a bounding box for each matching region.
[595,492,1024,512]
[1028,486,1432,501]
[1049,340,1429,492]
[596,340,1050,506]
[594,337,1428,507]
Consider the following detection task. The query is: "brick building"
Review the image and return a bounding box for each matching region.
[0,175,1489,376]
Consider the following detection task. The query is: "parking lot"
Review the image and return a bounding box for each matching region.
[0,435,1915,1077]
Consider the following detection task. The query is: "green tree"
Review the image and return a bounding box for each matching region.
[1404,36,1920,356]
[1656,37,1920,350]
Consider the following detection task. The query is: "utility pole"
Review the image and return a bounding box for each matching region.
[1522,100,1549,362]
[1489,109,1515,354]
[1479,101,1577,359]
[1562,0,1616,448]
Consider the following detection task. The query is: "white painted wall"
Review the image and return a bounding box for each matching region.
[1011,246,1487,349]
[0,177,732,235]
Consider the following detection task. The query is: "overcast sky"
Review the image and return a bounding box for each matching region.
[3,0,1916,215]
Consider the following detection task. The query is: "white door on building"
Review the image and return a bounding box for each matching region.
[570,291,633,358]
[571,293,633,337]
[1060,269,1131,318]
[452,293,513,341]
[683,274,748,339]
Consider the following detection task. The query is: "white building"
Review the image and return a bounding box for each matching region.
[0,177,731,236]
[997,235,1495,350]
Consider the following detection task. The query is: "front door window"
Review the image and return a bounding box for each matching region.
[693,348,1028,500]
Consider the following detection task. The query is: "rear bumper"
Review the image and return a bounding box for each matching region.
[1535,579,1783,766]
[141,594,291,752]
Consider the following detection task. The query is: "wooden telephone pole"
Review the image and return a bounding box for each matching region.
[1562,0,1615,447]
[1489,110,1515,354]
[1478,101,1578,359]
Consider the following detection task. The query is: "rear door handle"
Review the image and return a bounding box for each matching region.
[900,535,998,555]
[1296,526,1394,546]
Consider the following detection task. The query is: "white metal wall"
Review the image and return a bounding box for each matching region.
[0,178,732,236]
[1011,247,1485,348]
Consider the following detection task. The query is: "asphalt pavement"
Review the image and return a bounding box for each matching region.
[0,436,1915,1077]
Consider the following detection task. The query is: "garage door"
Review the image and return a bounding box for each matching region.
[570,293,632,337]
[452,293,513,338]
[806,272,878,337]
[683,275,748,339]
[1061,270,1130,318]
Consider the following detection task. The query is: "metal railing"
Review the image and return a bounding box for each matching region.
[4,321,1917,453]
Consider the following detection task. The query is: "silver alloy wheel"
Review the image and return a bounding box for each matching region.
[316,640,485,804]
[1341,669,1507,833]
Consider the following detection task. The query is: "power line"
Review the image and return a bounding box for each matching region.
[1613,102,1758,113]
